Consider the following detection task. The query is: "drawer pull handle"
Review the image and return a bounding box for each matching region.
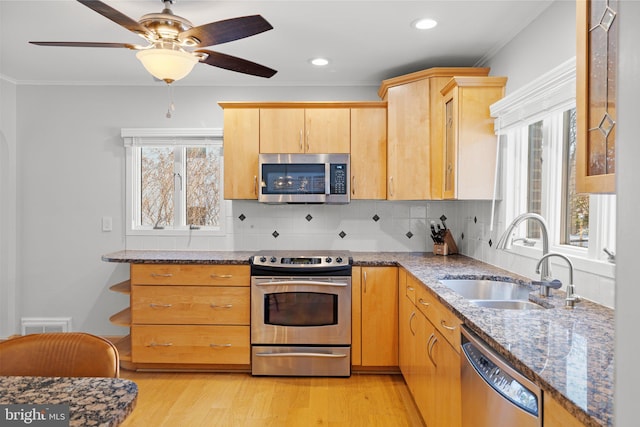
[440,320,457,331]
[407,286,414,292]
[150,273,173,278]
[211,274,233,279]
[418,298,430,307]
[210,343,232,348]
[149,303,172,308]
[210,304,233,309]
[148,342,173,347]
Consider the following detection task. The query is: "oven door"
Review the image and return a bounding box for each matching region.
[251,276,351,345]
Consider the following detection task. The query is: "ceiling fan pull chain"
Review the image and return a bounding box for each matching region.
[166,84,176,119]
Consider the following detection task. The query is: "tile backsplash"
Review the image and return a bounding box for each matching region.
[125,198,615,308]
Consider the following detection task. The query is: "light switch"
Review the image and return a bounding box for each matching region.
[102,216,113,232]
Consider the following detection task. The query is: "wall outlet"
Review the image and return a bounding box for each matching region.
[102,216,113,232]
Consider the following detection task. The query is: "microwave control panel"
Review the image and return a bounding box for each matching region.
[330,164,347,195]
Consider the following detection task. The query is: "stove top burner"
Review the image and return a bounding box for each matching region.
[250,251,352,275]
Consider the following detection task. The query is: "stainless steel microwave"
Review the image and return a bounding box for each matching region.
[258,153,350,204]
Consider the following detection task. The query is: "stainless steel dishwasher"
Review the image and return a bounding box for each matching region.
[460,326,541,427]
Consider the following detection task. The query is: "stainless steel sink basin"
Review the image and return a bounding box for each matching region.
[469,300,544,310]
[439,279,532,301]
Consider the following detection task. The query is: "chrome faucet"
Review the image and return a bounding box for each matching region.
[535,253,579,308]
[496,213,550,279]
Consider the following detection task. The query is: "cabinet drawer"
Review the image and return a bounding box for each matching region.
[131,325,250,364]
[131,264,249,286]
[405,274,418,305]
[131,286,249,325]
[415,284,461,351]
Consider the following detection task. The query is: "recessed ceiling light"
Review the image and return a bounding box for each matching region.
[412,18,438,30]
[310,58,329,66]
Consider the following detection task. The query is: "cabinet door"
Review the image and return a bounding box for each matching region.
[431,330,462,427]
[259,108,306,153]
[350,107,387,199]
[304,108,350,153]
[223,108,259,199]
[443,95,457,200]
[576,0,616,193]
[543,393,586,427]
[361,267,398,367]
[398,273,416,386]
[386,80,431,200]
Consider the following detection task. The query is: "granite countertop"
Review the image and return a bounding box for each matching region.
[103,250,613,426]
[0,376,138,426]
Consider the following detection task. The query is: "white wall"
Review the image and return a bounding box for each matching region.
[614,1,639,425]
[0,77,18,337]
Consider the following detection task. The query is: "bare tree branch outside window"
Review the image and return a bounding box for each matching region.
[141,147,174,227]
[186,146,222,226]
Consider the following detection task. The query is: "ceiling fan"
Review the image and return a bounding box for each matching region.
[30,0,277,84]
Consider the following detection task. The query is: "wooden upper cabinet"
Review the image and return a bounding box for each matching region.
[260,107,350,154]
[350,107,387,199]
[220,107,259,200]
[438,76,507,200]
[259,108,305,153]
[386,79,431,200]
[380,67,491,200]
[304,108,350,153]
[576,0,617,193]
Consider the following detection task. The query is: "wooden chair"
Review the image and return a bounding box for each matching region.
[0,332,120,377]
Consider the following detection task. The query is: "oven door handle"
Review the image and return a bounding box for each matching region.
[254,280,349,287]
[254,352,347,358]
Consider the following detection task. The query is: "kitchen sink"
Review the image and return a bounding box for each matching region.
[469,300,544,310]
[439,279,545,310]
[439,279,532,301]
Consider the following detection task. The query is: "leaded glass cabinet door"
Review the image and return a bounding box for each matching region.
[576,0,617,193]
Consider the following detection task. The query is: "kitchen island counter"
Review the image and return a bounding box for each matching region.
[103,250,613,426]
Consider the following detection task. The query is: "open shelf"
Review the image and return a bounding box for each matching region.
[109,280,131,295]
[109,308,131,327]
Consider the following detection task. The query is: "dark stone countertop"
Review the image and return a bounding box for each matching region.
[0,376,138,426]
[102,250,613,426]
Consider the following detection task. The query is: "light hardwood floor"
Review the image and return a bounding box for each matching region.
[119,371,425,427]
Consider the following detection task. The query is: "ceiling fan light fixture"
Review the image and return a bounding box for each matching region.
[136,48,198,84]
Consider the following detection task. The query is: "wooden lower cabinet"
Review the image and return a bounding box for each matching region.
[399,269,461,426]
[110,264,251,371]
[353,266,399,369]
[131,325,250,364]
[543,394,587,427]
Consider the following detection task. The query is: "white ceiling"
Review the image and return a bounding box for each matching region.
[0,0,554,86]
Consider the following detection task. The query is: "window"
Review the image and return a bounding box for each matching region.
[562,108,590,248]
[122,129,223,235]
[492,58,615,264]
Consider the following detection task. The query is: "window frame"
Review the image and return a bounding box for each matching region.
[491,58,615,276]
[122,128,224,236]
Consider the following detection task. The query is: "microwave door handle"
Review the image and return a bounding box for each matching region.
[326,163,331,196]
[255,280,349,287]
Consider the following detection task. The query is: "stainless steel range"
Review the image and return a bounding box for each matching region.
[250,250,352,377]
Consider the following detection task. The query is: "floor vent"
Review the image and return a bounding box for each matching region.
[21,317,72,335]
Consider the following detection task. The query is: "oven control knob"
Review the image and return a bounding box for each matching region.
[325,257,332,263]
[336,257,343,264]
[270,257,277,263]
[259,256,267,263]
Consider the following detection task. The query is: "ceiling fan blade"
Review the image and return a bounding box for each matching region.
[182,15,273,47]
[29,41,140,49]
[196,50,277,78]
[77,0,150,37]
